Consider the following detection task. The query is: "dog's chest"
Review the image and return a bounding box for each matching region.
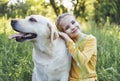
[33,38,71,81]
[35,54,69,81]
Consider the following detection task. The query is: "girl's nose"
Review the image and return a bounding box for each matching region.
[71,25,75,30]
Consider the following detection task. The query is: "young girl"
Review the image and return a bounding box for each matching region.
[55,13,98,81]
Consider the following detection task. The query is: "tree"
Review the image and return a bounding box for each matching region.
[94,0,120,24]
[48,0,96,22]
[0,1,8,17]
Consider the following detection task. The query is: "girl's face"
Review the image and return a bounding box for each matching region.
[60,15,81,39]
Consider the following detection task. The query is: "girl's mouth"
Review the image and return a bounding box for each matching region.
[72,28,78,33]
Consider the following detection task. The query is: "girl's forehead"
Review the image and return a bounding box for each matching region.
[60,15,75,25]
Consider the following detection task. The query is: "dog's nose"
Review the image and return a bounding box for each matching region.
[11,19,17,27]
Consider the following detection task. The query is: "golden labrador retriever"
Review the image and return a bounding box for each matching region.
[9,15,71,81]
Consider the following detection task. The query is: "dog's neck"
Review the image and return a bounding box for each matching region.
[32,37,67,65]
[32,39,58,64]
[33,38,54,55]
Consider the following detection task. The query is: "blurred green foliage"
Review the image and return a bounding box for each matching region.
[85,20,120,81]
[94,0,120,24]
[0,0,120,81]
[0,0,120,24]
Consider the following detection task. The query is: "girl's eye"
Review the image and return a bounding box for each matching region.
[71,20,75,24]
[29,17,37,22]
[65,26,70,30]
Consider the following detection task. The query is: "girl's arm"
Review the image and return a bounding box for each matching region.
[66,36,97,65]
[59,32,97,65]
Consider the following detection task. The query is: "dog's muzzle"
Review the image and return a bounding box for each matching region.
[9,19,37,42]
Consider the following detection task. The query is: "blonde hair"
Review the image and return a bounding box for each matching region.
[55,13,74,31]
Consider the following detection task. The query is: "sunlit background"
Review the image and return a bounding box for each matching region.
[0,0,120,81]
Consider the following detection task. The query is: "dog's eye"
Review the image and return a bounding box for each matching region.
[29,18,37,22]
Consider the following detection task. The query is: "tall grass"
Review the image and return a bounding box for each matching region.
[0,17,33,81]
[0,17,120,81]
[84,20,120,81]
[0,34,33,81]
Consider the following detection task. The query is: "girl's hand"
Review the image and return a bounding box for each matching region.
[58,32,72,41]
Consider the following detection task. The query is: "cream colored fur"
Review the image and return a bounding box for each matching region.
[10,15,71,81]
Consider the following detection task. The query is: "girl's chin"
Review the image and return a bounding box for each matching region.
[74,29,80,34]
[71,33,79,38]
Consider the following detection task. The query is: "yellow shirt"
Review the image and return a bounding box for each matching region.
[66,35,97,81]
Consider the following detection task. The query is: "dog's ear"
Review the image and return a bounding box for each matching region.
[48,23,59,43]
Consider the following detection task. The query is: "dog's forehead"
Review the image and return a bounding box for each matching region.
[26,15,50,23]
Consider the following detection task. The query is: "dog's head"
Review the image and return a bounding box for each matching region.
[9,15,58,43]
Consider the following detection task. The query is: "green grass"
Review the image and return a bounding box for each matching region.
[85,20,120,81]
[0,17,120,81]
[0,33,33,81]
[0,17,33,81]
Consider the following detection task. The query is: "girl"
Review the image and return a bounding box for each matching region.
[55,13,98,81]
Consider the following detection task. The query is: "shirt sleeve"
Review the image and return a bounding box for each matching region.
[66,36,97,65]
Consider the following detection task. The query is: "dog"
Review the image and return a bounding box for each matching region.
[9,15,71,81]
